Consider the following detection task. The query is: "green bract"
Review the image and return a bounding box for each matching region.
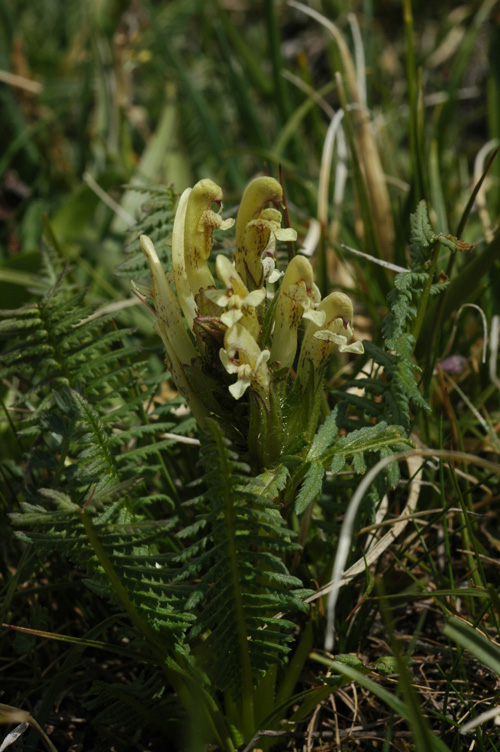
[139,177,363,468]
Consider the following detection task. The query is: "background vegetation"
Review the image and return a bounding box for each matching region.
[1,0,499,750]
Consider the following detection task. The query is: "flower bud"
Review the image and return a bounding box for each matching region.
[183,179,234,311]
[235,177,290,290]
[140,234,209,423]
[140,234,197,367]
[270,255,323,369]
[171,187,197,329]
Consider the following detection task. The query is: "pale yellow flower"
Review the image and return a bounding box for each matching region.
[204,255,265,341]
[297,292,364,384]
[270,255,324,369]
[219,323,270,404]
[182,179,234,316]
[234,178,296,290]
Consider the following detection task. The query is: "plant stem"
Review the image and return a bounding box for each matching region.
[412,241,439,350]
[404,0,426,202]
[276,618,314,706]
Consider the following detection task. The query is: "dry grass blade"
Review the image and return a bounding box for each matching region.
[288,0,395,260]
[310,455,422,608]
[323,449,500,651]
[0,704,57,752]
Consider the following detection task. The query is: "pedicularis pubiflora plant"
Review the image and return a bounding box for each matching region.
[6,178,433,751]
[138,176,363,469]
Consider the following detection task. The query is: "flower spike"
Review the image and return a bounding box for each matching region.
[138,176,363,469]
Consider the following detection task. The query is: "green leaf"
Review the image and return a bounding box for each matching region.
[334,653,364,668]
[246,464,290,499]
[328,422,406,464]
[330,455,346,475]
[409,200,434,268]
[435,234,474,253]
[186,418,305,701]
[38,488,79,513]
[352,452,367,475]
[375,656,400,676]
[382,273,424,349]
[294,461,325,515]
[308,406,341,460]
[444,617,500,677]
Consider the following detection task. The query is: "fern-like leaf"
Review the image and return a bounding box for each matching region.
[326,422,410,475]
[409,200,434,269]
[294,461,325,514]
[116,186,177,280]
[181,418,307,693]
[382,273,426,350]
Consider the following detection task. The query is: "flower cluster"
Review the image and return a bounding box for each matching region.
[139,177,363,465]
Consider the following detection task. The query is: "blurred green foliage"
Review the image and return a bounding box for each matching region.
[1,1,499,750]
